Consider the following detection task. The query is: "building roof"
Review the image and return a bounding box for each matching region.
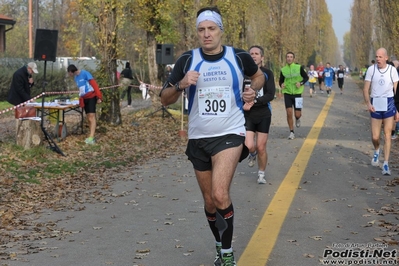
[0,14,16,26]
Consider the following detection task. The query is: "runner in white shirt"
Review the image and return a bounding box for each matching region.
[307,65,318,97]
[160,6,264,266]
[363,47,399,176]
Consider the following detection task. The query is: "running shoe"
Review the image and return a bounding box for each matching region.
[371,151,380,166]
[257,173,266,184]
[296,118,301,128]
[320,90,324,94]
[85,137,95,145]
[248,152,257,167]
[214,244,222,266]
[221,252,236,266]
[382,164,391,176]
[288,132,295,140]
[392,134,397,140]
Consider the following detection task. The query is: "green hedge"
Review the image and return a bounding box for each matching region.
[0,59,146,102]
[0,63,69,102]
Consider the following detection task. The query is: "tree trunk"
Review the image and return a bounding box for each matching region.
[16,119,44,149]
[147,32,158,86]
[97,0,122,125]
[146,32,163,107]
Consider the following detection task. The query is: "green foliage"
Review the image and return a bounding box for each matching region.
[343,32,351,67]
[350,0,372,69]
[0,61,70,102]
[0,142,98,183]
[0,101,12,110]
[0,64,14,101]
[374,0,399,57]
[1,0,347,110]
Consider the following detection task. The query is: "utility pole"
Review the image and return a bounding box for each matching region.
[34,0,39,31]
[29,0,39,58]
[29,0,33,58]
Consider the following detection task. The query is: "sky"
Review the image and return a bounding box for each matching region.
[325,0,353,45]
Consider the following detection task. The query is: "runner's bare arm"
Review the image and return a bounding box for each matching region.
[160,84,181,106]
[248,68,265,92]
[160,71,200,106]
[363,80,374,112]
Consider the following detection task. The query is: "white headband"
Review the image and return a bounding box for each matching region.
[196,10,224,31]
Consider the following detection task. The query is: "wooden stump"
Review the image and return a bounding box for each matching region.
[16,119,44,149]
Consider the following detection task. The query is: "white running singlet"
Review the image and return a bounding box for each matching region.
[186,46,246,139]
[365,64,399,98]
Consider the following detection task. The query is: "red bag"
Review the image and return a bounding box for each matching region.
[15,106,36,119]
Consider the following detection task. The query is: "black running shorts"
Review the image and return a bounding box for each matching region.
[185,134,249,171]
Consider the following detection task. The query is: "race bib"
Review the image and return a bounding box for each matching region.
[373,97,388,112]
[338,73,344,78]
[319,71,323,76]
[257,88,264,97]
[198,86,231,117]
[325,72,330,77]
[79,85,86,96]
[295,97,303,109]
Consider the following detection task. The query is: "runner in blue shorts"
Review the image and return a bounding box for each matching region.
[363,47,399,176]
[323,62,335,97]
[370,97,396,119]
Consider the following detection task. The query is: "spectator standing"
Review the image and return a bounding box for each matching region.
[7,62,38,106]
[164,65,173,81]
[120,62,134,107]
[67,64,103,145]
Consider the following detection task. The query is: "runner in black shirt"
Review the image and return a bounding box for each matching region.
[244,45,275,184]
[336,65,345,95]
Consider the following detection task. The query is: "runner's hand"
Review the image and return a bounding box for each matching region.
[242,86,255,102]
[367,103,375,113]
[243,102,254,111]
[180,71,200,89]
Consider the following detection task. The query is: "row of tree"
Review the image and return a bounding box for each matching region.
[1,0,340,81]
[10,1,399,85]
[345,0,399,70]
[0,0,352,124]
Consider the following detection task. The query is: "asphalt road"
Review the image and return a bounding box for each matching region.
[4,77,399,266]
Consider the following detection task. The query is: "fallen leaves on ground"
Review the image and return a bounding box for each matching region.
[0,107,187,259]
[362,141,399,246]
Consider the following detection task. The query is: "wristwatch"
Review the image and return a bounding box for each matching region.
[175,82,184,92]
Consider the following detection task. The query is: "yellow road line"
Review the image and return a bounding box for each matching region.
[238,93,335,266]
